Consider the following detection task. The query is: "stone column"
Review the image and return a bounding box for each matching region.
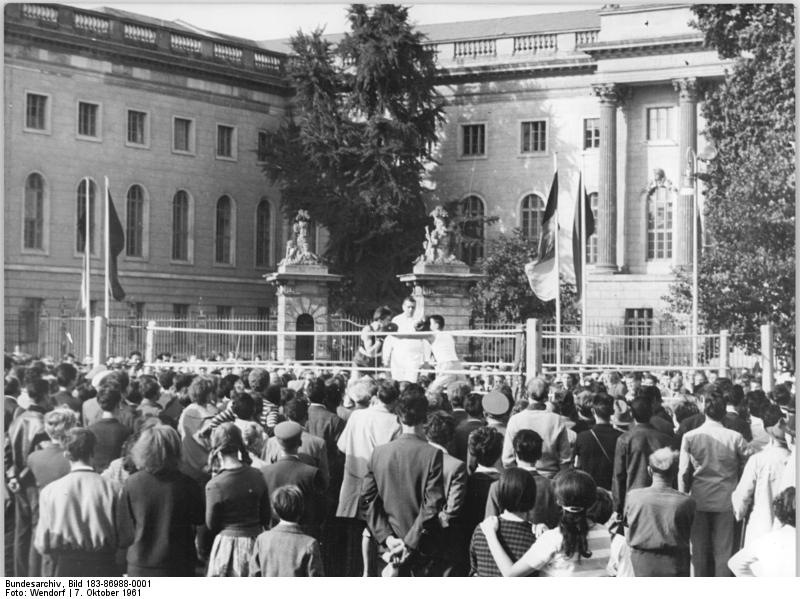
[673,78,699,268]
[592,84,623,273]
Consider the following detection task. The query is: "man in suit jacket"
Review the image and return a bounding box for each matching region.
[425,410,468,576]
[261,421,326,539]
[262,398,330,488]
[361,384,445,576]
[306,380,345,492]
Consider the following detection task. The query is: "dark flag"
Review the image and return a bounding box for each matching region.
[107,192,125,301]
[525,170,559,301]
[572,172,596,300]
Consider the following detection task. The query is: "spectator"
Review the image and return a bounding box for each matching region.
[612,396,672,514]
[361,384,445,576]
[624,448,696,576]
[34,428,119,576]
[116,425,204,576]
[731,404,790,546]
[205,423,270,576]
[574,393,622,491]
[249,485,324,577]
[469,468,538,577]
[728,486,796,577]
[88,380,132,474]
[678,384,750,576]
[502,377,572,478]
[452,393,486,463]
[462,427,504,548]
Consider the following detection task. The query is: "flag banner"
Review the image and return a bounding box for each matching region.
[107,192,126,301]
[571,172,596,301]
[526,170,558,301]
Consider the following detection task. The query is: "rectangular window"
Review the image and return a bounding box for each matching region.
[173,117,194,153]
[216,125,235,158]
[217,305,232,319]
[521,120,547,153]
[18,298,43,345]
[257,130,268,162]
[77,101,99,138]
[461,124,485,157]
[583,118,600,149]
[173,304,189,319]
[647,107,673,141]
[25,93,48,131]
[127,110,147,145]
[624,308,653,357]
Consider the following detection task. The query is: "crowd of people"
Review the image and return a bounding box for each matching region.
[3,300,797,578]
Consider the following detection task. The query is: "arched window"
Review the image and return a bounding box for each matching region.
[126,185,144,258]
[172,190,190,261]
[586,192,599,264]
[24,173,44,250]
[520,193,545,243]
[647,187,673,260]
[255,199,271,267]
[459,195,485,265]
[215,195,234,265]
[76,179,96,253]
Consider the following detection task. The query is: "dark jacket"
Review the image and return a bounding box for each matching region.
[261,456,325,537]
[361,433,444,553]
[451,418,485,463]
[612,423,673,513]
[116,469,204,577]
[575,423,623,491]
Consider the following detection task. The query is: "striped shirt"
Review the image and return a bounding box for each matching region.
[521,523,612,577]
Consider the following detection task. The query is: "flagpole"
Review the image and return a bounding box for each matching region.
[84,177,91,363]
[104,177,110,321]
[554,152,561,376]
[580,155,588,365]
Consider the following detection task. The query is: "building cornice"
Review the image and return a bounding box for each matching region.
[580,33,706,58]
[4,4,293,96]
[436,56,596,84]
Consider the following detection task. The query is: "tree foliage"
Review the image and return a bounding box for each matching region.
[666,4,795,362]
[471,229,579,325]
[260,4,444,314]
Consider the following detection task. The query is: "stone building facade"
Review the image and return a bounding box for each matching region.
[4,3,728,348]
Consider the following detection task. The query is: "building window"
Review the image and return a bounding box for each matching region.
[127,110,148,146]
[18,298,43,345]
[257,130,268,162]
[459,195,485,265]
[646,107,673,141]
[215,195,234,265]
[461,124,485,157]
[173,304,189,319]
[521,120,547,153]
[583,118,600,149]
[172,190,191,261]
[255,200,271,267]
[125,185,145,258]
[173,117,194,153]
[76,179,96,253]
[216,125,236,159]
[520,193,545,243]
[586,192,599,264]
[624,308,653,355]
[77,101,100,138]
[647,187,673,260]
[23,173,45,250]
[257,307,270,321]
[25,93,49,131]
[217,305,232,319]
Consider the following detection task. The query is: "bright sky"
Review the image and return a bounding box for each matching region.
[75,2,598,41]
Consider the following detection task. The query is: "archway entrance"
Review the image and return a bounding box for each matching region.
[295,313,314,361]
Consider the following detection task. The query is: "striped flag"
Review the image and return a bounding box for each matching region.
[572,172,596,300]
[525,170,559,301]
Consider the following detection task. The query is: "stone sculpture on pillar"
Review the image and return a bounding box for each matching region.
[416,206,463,266]
[280,209,320,266]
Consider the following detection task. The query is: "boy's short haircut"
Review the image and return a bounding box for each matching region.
[272,484,305,522]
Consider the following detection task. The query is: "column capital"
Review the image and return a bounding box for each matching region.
[592,83,625,106]
[673,77,700,103]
